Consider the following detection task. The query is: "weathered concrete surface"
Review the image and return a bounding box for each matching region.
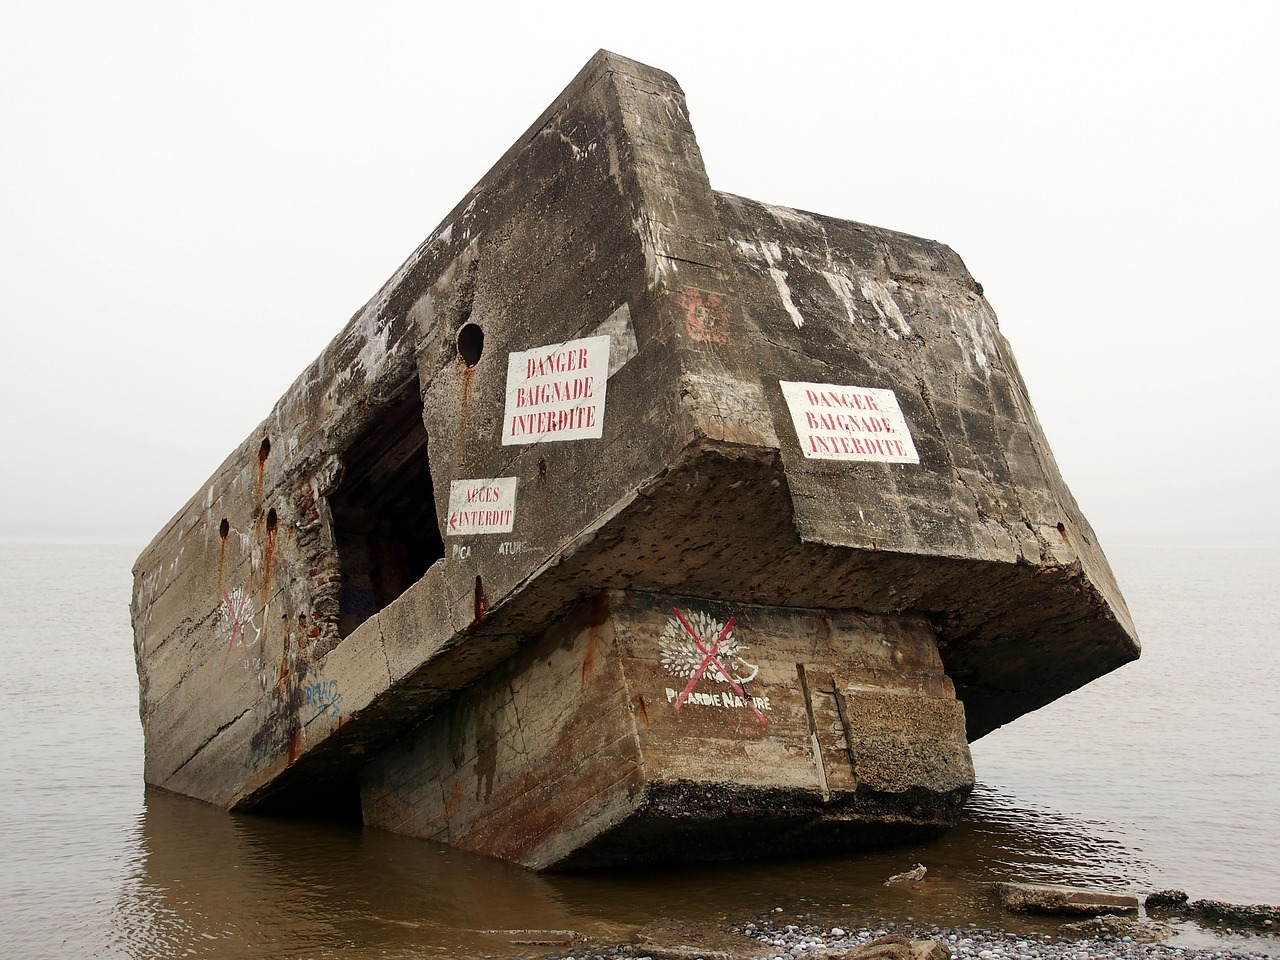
[1144,893,1280,933]
[360,590,971,868]
[131,49,1139,866]
[993,882,1140,916]
[632,920,774,960]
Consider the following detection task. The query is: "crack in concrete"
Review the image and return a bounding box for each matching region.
[167,704,253,781]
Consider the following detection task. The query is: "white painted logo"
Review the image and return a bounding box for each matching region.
[659,606,770,722]
[502,335,610,445]
[447,477,517,535]
[660,609,758,685]
[779,381,919,463]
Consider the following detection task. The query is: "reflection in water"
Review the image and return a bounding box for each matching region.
[957,785,1151,890]
[550,783,1153,936]
[971,541,1280,907]
[110,789,589,959]
[108,784,1154,959]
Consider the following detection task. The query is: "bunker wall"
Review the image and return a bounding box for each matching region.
[131,51,729,808]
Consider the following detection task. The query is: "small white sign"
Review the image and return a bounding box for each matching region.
[780,381,920,463]
[446,477,518,536]
[502,335,610,445]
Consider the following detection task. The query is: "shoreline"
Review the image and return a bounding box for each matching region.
[524,918,1280,960]
[512,893,1280,960]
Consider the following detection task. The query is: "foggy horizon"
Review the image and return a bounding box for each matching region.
[3,1,1276,548]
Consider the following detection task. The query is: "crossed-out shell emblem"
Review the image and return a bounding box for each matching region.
[659,609,758,685]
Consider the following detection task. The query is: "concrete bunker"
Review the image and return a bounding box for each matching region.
[131,51,1139,870]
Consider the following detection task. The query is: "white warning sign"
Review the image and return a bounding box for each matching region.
[447,477,518,536]
[780,381,920,463]
[502,335,610,445]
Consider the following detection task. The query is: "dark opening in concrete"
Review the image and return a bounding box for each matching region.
[474,574,487,621]
[329,379,443,638]
[253,772,364,824]
[456,322,484,367]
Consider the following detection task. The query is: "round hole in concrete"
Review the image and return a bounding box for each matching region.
[457,323,484,367]
[219,518,230,539]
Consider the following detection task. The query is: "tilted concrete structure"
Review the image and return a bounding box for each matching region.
[132,51,1139,869]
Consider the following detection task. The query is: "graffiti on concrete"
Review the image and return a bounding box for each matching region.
[663,685,772,715]
[677,288,731,344]
[220,582,262,670]
[661,607,767,723]
[305,679,343,720]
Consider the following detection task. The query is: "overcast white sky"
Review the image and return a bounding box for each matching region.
[2,1,1276,546]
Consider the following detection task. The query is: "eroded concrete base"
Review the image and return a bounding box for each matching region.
[360,590,973,868]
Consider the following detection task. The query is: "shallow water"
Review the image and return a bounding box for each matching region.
[1,538,1276,959]
[972,539,1280,906]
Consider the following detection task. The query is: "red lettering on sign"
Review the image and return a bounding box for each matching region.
[525,347,590,380]
[447,508,514,531]
[804,434,912,459]
[508,405,598,437]
[804,411,896,435]
[803,388,884,413]
[514,376,594,409]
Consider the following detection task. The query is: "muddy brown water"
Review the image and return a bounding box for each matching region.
[2,539,1277,959]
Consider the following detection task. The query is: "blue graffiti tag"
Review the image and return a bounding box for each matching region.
[304,679,343,719]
